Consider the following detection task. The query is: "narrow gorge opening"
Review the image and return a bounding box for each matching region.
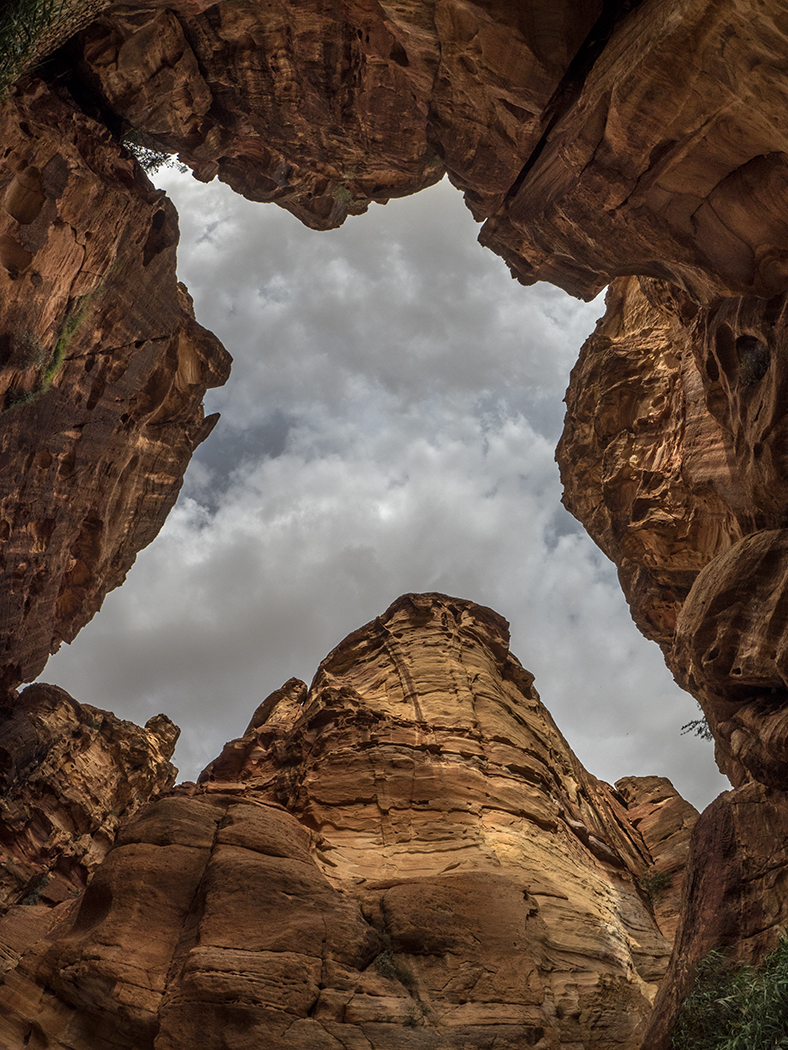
[41,170,726,809]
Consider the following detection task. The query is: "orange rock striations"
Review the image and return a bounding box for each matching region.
[64,0,788,302]
[0,595,697,1049]
[0,683,178,916]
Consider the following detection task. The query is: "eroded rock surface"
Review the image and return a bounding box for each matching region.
[558,260,788,1040]
[615,776,698,945]
[4,0,788,1044]
[644,782,788,1050]
[0,594,694,1049]
[65,0,788,303]
[0,78,231,691]
[0,683,178,914]
[0,682,177,984]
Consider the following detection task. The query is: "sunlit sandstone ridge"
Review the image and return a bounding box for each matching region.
[3,0,788,1045]
[0,595,696,1049]
[557,274,788,1046]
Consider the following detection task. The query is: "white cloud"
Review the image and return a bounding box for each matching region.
[42,175,728,810]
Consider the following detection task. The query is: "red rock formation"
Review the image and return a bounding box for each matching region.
[615,776,698,945]
[67,1,788,304]
[0,682,178,914]
[0,77,231,691]
[556,264,788,1038]
[483,0,788,300]
[557,277,724,650]
[644,782,788,1050]
[0,595,695,1049]
[0,681,177,993]
[4,1,788,1044]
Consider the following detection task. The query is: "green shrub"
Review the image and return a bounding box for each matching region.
[640,867,671,906]
[673,933,788,1050]
[123,132,187,176]
[373,934,415,989]
[0,0,75,96]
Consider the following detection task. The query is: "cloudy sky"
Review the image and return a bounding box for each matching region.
[43,171,728,810]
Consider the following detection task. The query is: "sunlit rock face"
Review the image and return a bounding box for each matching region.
[0,79,231,692]
[0,683,178,914]
[0,595,696,1050]
[4,0,788,1044]
[557,277,788,1043]
[558,278,788,777]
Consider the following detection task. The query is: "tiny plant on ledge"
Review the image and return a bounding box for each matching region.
[123,131,187,176]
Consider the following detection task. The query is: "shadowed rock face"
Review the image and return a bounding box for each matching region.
[644,782,788,1050]
[61,0,788,302]
[0,683,178,916]
[0,682,177,989]
[0,79,231,691]
[0,594,697,1050]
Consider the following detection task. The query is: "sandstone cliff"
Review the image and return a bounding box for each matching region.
[0,682,178,915]
[3,0,788,1046]
[0,76,231,692]
[0,682,178,987]
[0,595,697,1049]
[556,275,788,1043]
[67,0,788,304]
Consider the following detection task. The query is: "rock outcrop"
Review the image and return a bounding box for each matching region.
[0,594,695,1049]
[0,77,231,691]
[557,274,788,1042]
[0,682,178,984]
[614,776,698,946]
[0,683,178,915]
[644,782,788,1050]
[4,0,788,1044]
[66,0,788,305]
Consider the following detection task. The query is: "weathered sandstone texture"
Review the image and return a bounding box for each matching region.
[557,277,788,1040]
[0,594,695,1049]
[614,776,698,946]
[645,782,788,1050]
[0,682,177,985]
[556,276,747,652]
[68,0,788,303]
[0,682,178,914]
[4,0,788,1044]
[0,77,231,691]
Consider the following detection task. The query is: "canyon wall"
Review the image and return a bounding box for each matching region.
[2,0,788,1045]
[557,273,788,1046]
[0,594,696,1049]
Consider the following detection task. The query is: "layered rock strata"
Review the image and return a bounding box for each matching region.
[644,782,788,1050]
[0,594,695,1049]
[557,276,788,1042]
[0,77,231,691]
[3,0,788,1044]
[614,776,698,945]
[67,0,788,303]
[0,682,178,986]
[0,682,178,915]
[557,276,788,782]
